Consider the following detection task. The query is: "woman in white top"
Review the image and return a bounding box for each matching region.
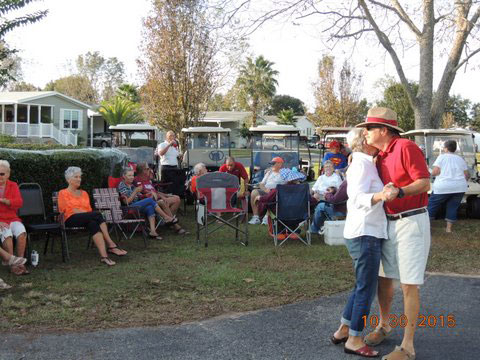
[331,128,388,358]
[311,160,342,201]
[427,140,469,233]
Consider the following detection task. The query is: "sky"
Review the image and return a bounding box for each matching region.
[5,0,480,112]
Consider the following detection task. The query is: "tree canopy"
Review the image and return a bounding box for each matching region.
[44,75,97,104]
[267,95,305,116]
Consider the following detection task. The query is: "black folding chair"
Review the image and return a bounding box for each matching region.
[18,183,69,262]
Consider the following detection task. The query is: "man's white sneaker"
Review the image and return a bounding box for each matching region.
[261,215,268,225]
[248,216,261,225]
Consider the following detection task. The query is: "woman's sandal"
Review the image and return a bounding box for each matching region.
[100,257,116,266]
[0,278,12,290]
[148,233,163,240]
[107,246,127,256]
[164,217,179,226]
[330,335,348,345]
[176,228,190,235]
[10,264,29,275]
[344,345,379,358]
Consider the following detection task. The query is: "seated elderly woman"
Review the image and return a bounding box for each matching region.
[189,162,208,196]
[134,163,188,235]
[311,160,343,201]
[0,159,29,275]
[58,167,127,266]
[118,168,178,240]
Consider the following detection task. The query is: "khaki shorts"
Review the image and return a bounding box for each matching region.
[379,212,431,285]
[0,221,26,243]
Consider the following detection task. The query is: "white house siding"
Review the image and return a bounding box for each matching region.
[295,116,315,138]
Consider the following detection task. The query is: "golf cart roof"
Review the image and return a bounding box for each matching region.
[109,124,157,131]
[402,129,473,136]
[249,124,300,133]
[181,126,230,133]
[316,127,352,135]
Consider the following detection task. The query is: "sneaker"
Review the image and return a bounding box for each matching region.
[261,215,268,225]
[248,215,261,225]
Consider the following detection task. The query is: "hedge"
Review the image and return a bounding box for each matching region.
[0,148,128,215]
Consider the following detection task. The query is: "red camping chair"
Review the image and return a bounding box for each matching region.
[196,172,248,247]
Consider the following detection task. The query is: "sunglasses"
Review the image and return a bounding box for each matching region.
[365,125,384,131]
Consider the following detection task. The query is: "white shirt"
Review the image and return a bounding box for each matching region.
[344,152,387,240]
[311,173,342,194]
[261,170,285,190]
[432,153,468,194]
[157,140,179,166]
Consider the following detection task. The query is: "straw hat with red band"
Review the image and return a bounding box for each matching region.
[356,107,404,133]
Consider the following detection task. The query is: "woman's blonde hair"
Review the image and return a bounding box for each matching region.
[346,128,365,152]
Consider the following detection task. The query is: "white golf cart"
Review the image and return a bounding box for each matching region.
[181,126,231,172]
[402,129,480,218]
[316,127,352,177]
[249,124,314,184]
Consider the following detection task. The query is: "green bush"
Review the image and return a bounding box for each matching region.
[0,134,15,144]
[0,148,128,214]
[0,143,82,150]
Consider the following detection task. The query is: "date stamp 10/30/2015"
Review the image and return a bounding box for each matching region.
[362,314,457,329]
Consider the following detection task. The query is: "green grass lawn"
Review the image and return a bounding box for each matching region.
[0,207,479,333]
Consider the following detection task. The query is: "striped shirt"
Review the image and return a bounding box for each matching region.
[117,181,140,203]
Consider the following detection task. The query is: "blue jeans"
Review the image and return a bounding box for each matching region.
[131,198,158,218]
[427,192,464,222]
[310,202,345,233]
[341,235,383,336]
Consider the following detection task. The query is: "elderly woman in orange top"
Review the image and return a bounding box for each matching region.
[0,160,29,275]
[58,166,127,266]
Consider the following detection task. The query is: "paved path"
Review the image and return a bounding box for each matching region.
[1,274,479,359]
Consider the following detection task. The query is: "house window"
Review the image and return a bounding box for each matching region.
[61,109,82,130]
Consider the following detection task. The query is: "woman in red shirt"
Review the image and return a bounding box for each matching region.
[0,160,29,275]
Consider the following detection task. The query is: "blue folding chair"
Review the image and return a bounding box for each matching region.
[269,183,311,246]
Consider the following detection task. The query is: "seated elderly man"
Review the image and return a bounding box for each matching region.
[0,160,29,275]
[249,157,286,225]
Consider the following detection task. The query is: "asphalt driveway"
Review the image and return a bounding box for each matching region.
[1,273,479,360]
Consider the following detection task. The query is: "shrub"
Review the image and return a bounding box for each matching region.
[0,143,82,150]
[0,134,15,144]
[0,148,127,214]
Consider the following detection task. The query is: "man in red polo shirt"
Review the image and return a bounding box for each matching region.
[219,157,249,198]
[357,107,430,360]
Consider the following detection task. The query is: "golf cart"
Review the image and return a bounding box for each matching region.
[249,124,314,184]
[109,123,159,169]
[402,129,480,218]
[181,126,231,172]
[316,127,352,176]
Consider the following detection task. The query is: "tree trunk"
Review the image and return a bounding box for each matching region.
[414,0,435,129]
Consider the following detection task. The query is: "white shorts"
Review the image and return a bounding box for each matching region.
[0,221,26,243]
[379,212,431,285]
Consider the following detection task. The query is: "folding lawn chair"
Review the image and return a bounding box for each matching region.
[269,183,311,246]
[196,172,248,247]
[93,188,148,247]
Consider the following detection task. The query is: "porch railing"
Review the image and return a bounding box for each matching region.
[0,122,77,146]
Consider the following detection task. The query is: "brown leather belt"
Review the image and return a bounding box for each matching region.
[386,208,427,221]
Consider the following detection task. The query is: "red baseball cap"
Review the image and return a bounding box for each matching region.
[269,156,285,164]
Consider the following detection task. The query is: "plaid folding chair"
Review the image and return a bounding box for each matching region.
[269,183,311,246]
[196,172,248,247]
[93,188,148,247]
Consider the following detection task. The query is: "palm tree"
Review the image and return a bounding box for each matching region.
[98,97,144,147]
[276,109,296,125]
[116,83,140,103]
[237,55,279,127]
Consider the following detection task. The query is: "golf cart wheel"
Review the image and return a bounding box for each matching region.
[101,141,109,148]
[272,145,279,150]
[466,196,480,219]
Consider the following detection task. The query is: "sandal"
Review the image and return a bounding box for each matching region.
[164,218,178,226]
[10,264,29,275]
[0,278,12,290]
[100,257,116,266]
[344,345,379,358]
[381,346,415,360]
[107,246,127,256]
[148,233,163,240]
[364,327,392,346]
[176,228,189,235]
[330,335,348,345]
